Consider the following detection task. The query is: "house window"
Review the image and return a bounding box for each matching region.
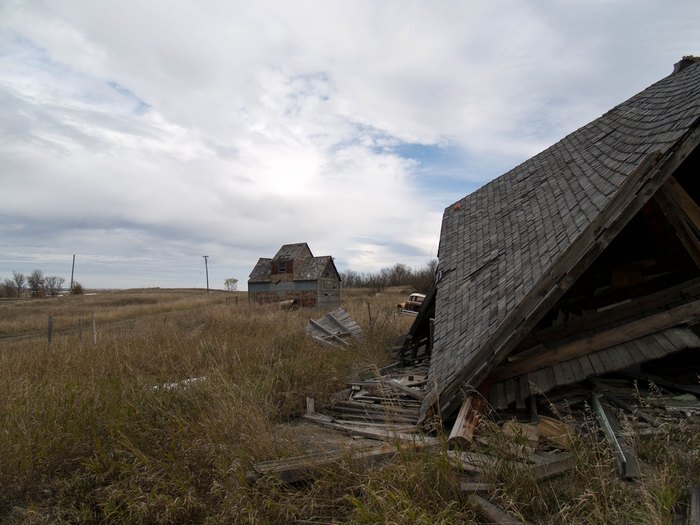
[278,261,287,273]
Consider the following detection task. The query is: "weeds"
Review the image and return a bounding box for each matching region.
[1,288,698,523]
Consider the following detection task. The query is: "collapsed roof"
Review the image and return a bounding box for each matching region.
[413,57,700,424]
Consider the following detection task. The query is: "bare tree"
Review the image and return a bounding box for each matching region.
[407,258,439,293]
[1,279,13,298]
[224,278,238,291]
[12,271,26,297]
[27,269,45,297]
[44,276,66,296]
[388,263,411,286]
[340,269,360,287]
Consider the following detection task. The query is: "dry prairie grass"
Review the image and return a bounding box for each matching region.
[0,289,235,338]
[0,287,417,523]
[2,287,699,523]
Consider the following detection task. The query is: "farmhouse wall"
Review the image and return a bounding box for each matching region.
[248,280,319,307]
[317,276,341,309]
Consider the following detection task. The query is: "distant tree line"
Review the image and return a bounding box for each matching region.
[340,259,438,294]
[0,269,81,298]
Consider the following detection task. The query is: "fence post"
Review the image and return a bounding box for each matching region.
[78,318,83,342]
[92,313,97,345]
[48,315,53,345]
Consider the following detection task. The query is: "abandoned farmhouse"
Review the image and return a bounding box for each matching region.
[248,243,341,308]
[399,56,700,428]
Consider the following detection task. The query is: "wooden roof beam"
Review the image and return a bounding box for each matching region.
[654,185,700,270]
[665,175,700,235]
[489,298,700,382]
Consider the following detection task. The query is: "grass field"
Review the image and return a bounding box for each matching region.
[1,288,699,524]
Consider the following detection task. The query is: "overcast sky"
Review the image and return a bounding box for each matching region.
[1,1,699,290]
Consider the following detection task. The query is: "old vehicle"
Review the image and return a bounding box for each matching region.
[397,293,426,314]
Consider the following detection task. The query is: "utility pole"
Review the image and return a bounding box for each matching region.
[70,254,76,291]
[203,255,210,292]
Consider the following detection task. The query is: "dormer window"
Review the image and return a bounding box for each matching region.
[278,261,287,273]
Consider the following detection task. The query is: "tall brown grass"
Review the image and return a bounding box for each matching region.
[1,288,699,523]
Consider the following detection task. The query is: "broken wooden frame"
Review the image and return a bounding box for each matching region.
[306,307,364,348]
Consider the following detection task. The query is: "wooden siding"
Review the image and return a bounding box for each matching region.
[317,276,341,309]
[249,280,318,306]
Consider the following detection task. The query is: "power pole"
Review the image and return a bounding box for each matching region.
[70,254,76,291]
[203,255,210,292]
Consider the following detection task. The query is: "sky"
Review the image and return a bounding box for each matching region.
[1,1,699,290]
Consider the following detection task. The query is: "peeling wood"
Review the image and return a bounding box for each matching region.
[448,394,485,447]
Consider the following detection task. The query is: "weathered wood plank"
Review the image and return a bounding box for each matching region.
[592,393,641,479]
[664,326,700,348]
[650,331,679,357]
[596,347,618,372]
[587,351,608,375]
[459,482,494,494]
[468,494,525,525]
[518,374,531,407]
[249,445,393,483]
[308,318,351,346]
[530,452,575,480]
[654,188,700,270]
[664,176,700,237]
[690,486,700,525]
[577,354,596,379]
[490,299,700,381]
[303,412,435,445]
[592,383,662,427]
[516,277,700,350]
[627,338,658,362]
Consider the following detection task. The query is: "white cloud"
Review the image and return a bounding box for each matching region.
[1,0,699,288]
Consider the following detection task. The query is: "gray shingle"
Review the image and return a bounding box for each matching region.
[421,59,700,421]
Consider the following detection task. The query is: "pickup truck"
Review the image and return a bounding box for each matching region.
[397,293,426,314]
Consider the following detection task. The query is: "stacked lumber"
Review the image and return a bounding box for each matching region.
[323,364,428,425]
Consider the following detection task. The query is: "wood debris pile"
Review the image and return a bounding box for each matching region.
[306,307,364,348]
[321,363,428,425]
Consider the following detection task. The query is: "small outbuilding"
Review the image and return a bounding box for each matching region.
[248,243,342,308]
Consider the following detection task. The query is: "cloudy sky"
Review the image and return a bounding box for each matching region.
[1,1,699,290]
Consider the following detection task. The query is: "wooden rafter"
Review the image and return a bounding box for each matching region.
[654,180,700,269]
[665,176,700,236]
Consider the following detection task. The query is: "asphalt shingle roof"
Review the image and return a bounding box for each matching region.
[248,258,271,283]
[248,245,338,282]
[422,59,700,421]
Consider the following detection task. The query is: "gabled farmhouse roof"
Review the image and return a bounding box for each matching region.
[273,243,313,262]
[249,258,272,283]
[248,244,339,282]
[422,57,700,422]
[295,256,338,281]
